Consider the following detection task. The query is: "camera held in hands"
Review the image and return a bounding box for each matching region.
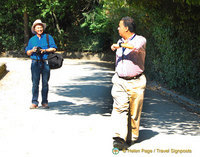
[36,47,42,55]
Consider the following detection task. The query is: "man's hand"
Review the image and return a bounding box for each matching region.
[32,47,37,52]
[41,49,46,54]
[27,47,37,56]
[111,44,120,51]
[41,48,56,54]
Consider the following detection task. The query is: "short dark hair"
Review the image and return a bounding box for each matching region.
[121,16,136,33]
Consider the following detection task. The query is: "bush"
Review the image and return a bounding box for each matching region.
[135,1,200,99]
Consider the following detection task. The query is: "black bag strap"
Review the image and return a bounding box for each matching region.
[46,34,50,48]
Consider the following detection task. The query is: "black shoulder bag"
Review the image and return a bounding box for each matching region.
[46,34,63,69]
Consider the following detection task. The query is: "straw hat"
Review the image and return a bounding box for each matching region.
[31,19,46,34]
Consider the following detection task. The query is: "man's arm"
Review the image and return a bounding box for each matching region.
[111,37,146,52]
[111,43,134,51]
[41,48,56,53]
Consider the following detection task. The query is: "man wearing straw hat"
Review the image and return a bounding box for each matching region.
[25,19,57,109]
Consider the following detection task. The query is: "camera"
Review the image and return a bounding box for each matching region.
[36,47,42,55]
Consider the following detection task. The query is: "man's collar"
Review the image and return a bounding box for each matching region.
[127,33,136,41]
[36,33,45,38]
[121,33,136,42]
[41,33,45,37]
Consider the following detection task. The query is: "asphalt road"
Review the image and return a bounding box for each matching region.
[0,58,199,157]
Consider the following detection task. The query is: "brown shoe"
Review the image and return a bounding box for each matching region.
[42,104,50,109]
[30,104,38,109]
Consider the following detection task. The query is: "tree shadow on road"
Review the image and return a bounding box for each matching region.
[141,89,200,136]
[48,61,114,116]
[48,84,113,116]
[48,61,200,137]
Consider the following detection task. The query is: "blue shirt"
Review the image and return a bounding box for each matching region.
[25,33,57,60]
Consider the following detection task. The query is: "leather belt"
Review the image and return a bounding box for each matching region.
[32,59,48,63]
[119,73,143,80]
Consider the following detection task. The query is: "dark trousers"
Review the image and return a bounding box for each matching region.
[31,60,50,105]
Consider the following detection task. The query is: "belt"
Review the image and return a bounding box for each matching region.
[32,59,48,63]
[119,73,143,80]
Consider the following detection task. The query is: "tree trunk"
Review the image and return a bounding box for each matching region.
[24,10,29,48]
[52,11,61,34]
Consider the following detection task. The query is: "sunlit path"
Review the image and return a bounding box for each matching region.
[0,58,199,157]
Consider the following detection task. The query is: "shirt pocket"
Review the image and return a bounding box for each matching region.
[40,43,48,49]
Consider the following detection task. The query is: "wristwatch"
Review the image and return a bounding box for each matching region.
[119,42,123,47]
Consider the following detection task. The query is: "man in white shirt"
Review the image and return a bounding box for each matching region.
[111,16,147,150]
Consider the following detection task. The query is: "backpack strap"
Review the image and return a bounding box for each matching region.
[46,34,50,48]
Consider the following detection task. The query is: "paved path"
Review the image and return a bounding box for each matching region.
[0,58,199,157]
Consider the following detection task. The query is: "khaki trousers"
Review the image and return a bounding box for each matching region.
[111,73,146,142]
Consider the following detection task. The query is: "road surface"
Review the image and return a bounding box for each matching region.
[0,58,199,157]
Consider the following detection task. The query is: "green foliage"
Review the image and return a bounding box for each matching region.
[130,0,200,99]
[80,4,113,51]
[174,0,200,5]
[0,0,24,51]
[81,0,135,46]
[81,7,110,33]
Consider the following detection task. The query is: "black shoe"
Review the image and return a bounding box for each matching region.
[113,139,128,150]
